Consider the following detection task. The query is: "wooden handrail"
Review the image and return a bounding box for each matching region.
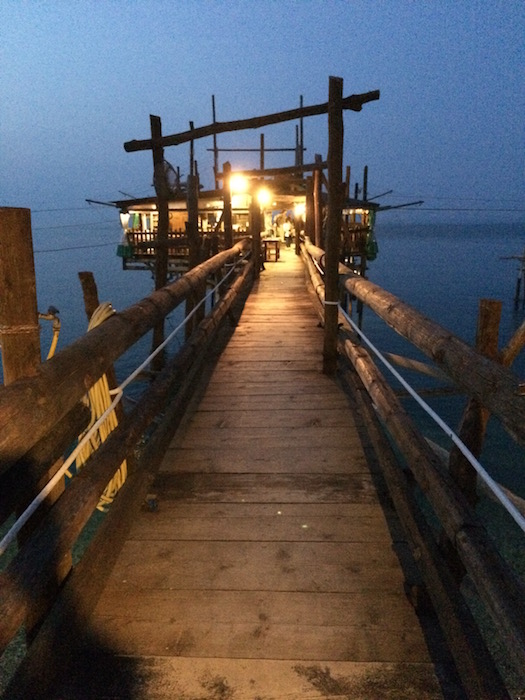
[0,241,250,476]
[303,238,525,448]
[302,239,525,690]
[0,256,254,658]
[124,91,380,152]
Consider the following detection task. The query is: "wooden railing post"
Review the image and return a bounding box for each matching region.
[0,207,70,640]
[222,161,233,250]
[305,175,315,245]
[150,115,170,369]
[250,191,262,279]
[449,299,503,506]
[0,208,41,385]
[314,155,323,248]
[323,77,344,375]
[186,172,202,338]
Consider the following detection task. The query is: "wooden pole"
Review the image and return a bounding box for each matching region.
[186,172,202,338]
[305,176,315,246]
[314,154,323,248]
[212,95,219,189]
[342,272,525,448]
[216,160,326,180]
[260,133,265,171]
[449,300,502,506]
[78,271,124,425]
[0,208,41,384]
[0,208,69,641]
[0,241,250,475]
[124,90,380,152]
[345,165,351,198]
[323,77,344,375]
[222,161,233,250]
[299,94,304,167]
[250,191,262,279]
[150,115,170,369]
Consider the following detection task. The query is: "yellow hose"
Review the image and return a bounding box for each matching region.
[75,302,127,511]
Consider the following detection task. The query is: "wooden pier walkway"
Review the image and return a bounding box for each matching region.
[67,248,454,698]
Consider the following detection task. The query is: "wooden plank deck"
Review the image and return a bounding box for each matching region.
[68,247,456,698]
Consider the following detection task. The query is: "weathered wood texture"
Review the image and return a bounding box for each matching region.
[57,247,455,699]
[0,259,254,664]
[342,270,525,448]
[0,241,249,474]
[124,90,380,152]
[0,208,41,385]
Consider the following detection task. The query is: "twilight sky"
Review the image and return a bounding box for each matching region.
[1,0,524,229]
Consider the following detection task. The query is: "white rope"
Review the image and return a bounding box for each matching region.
[340,306,525,535]
[0,255,247,557]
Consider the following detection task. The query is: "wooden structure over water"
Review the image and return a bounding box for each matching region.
[1,78,525,699]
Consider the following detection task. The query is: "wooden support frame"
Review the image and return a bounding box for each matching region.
[323,76,344,375]
[0,241,250,476]
[124,90,380,152]
[0,258,254,673]
[0,208,41,385]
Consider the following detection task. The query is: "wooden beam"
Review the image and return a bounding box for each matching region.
[341,362,510,700]
[0,242,250,476]
[0,208,41,385]
[323,77,344,375]
[0,260,254,661]
[124,90,380,152]
[222,162,233,250]
[216,161,327,179]
[342,272,525,449]
[150,115,169,370]
[343,337,525,686]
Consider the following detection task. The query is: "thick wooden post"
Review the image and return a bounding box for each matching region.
[0,208,41,384]
[305,176,315,243]
[0,208,69,641]
[222,161,233,250]
[250,193,262,279]
[313,155,323,248]
[186,172,202,338]
[323,77,344,375]
[260,133,265,171]
[449,299,502,505]
[78,271,124,425]
[150,115,169,369]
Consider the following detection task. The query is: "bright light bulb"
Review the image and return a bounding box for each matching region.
[294,202,306,218]
[257,187,271,206]
[230,173,249,193]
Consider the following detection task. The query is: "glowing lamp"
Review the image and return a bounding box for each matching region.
[256,187,271,207]
[294,202,306,218]
[230,173,249,193]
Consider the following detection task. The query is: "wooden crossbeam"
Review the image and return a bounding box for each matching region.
[124,90,380,153]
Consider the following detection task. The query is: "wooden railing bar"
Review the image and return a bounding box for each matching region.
[0,258,253,657]
[0,241,250,476]
[303,237,525,448]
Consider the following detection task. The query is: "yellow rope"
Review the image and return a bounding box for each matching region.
[75,303,127,511]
